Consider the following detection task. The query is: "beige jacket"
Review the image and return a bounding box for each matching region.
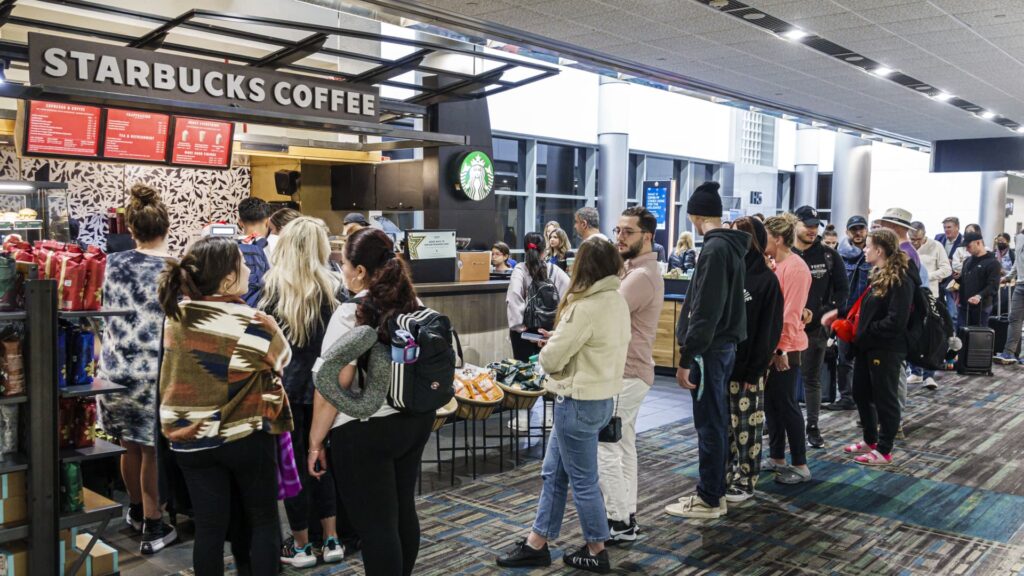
[540,275,630,400]
[918,237,952,297]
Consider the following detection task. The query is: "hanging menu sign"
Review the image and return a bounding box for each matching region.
[102,108,169,162]
[169,117,234,168]
[25,101,101,157]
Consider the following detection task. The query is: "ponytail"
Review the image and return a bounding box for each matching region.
[345,228,419,342]
[158,260,196,321]
[523,231,547,283]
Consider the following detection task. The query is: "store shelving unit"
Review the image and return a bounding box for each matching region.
[59,380,127,399]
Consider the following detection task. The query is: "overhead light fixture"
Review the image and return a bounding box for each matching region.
[709,0,729,8]
[1016,127,1024,134]
[872,66,894,76]
[981,111,996,119]
[811,120,829,128]
[782,29,810,40]
[744,12,766,20]
[0,184,34,192]
[932,92,954,101]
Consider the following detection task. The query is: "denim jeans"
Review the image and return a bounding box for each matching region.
[909,364,934,379]
[944,290,958,326]
[837,339,855,402]
[532,396,613,544]
[688,343,737,508]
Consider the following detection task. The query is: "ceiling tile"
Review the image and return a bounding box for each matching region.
[852,3,944,23]
[788,12,872,34]
[418,0,512,16]
[969,22,1024,39]
[946,10,1024,28]
[530,0,612,19]
[762,0,853,21]
[883,16,964,36]
[649,35,716,54]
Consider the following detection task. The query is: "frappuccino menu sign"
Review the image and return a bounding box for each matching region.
[28,33,379,124]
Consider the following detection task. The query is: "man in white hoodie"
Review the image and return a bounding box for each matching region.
[909,221,952,390]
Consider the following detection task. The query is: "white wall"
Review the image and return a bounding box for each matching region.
[488,65,599,145]
[627,85,731,163]
[776,118,796,172]
[869,142,982,234]
[818,130,835,173]
[734,164,779,215]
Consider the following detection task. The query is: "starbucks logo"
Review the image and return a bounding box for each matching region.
[457,151,494,201]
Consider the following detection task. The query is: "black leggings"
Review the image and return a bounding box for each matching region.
[764,354,807,467]
[331,413,434,576]
[177,432,280,576]
[510,329,539,362]
[853,348,904,455]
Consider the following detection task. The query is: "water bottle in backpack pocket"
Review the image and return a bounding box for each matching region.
[384,307,462,414]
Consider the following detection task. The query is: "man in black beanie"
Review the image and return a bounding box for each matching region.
[664,181,750,520]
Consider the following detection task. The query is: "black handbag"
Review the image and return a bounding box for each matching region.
[598,395,622,443]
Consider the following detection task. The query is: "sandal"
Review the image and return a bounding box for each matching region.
[843,441,876,454]
[854,450,893,466]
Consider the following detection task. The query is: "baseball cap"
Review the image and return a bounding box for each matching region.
[846,216,868,230]
[794,205,821,227]
[344,213,370,226]
[963,232,984,245]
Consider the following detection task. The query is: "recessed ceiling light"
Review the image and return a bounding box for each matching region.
[933,92,954,101]
[1016,127,1024,133]
[709,0,729,8]
[744,12,766,20]
[915,85,932,91]
[872,66,894,76]
[981,111,997,119]
[782,29,810,40]
[844,55,863,62]
[994,13,1006,18]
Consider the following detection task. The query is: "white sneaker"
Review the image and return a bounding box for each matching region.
[666,495,727,519]
[924,377,938,390]
[907,374,923,384]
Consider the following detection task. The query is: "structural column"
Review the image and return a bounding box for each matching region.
[831,132,872,229]
[597,76,629,237]
[979,171,1008,242]
[794,125,819,210]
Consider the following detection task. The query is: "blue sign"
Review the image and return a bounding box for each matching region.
[643,180,670,230]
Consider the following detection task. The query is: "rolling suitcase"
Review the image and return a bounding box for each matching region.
[989,285,1011,354]
[956,326,995,375]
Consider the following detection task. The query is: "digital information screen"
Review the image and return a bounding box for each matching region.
[26,101,101,157]
[102,108,169,162]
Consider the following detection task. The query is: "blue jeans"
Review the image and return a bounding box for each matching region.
[944,290,958,326]
[688,343,737,508]
[909,364,934,379]
[532,396,613,544]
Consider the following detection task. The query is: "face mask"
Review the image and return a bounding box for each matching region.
[998,243,1008,250]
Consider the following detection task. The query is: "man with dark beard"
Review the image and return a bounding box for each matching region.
[598,206,664,544]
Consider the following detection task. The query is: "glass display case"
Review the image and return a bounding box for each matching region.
[0,182,71,243]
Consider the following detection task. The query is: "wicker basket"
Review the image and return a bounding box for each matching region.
[432,397,458,432]
[496,381,546,410]
[454,389,504,421]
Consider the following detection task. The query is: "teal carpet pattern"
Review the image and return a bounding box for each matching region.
[186,366,1024,575]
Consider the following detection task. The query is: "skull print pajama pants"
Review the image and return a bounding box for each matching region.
[727,376,766,492]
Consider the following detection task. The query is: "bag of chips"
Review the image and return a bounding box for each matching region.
[0,330,25,396]
[0,404,17,459]
[72,330,95,386]
[60,462,84,514]
[56,252,86,311]
[59,397,77,449]
[82,248,106,311]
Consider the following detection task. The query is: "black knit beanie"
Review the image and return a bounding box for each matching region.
[687,181,722,218]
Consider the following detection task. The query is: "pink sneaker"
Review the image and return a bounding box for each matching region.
[854,450,893,466]
[843,441,876,454]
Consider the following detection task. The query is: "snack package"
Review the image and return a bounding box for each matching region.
[60,462,84,514]
[56,252,86,311]
[0,404,17,459]
[34,246,58,280]
[73,330,95,386]
[82,247,107,311]
[0,331,25,396]
[0,254,22,312]
[59,397,78,449]
[454,364,502,401]
[57,324,68,388]
[74,398,97,448]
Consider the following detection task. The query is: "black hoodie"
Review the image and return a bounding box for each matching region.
[961,251,1001,309]
[676,228,749,367]
[730,249,784,384]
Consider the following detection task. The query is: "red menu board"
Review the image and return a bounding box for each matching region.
[25,101,101,157]
[103,109,169,162]
[169,117,233,168]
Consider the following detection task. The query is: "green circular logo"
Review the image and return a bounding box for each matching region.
[457,151,494,201]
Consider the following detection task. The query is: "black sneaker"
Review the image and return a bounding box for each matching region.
[825,399,856,411]
[125,503,143,532]
[496,539,551,568]
[807,425,826,449]
[140,518,178,555]
[605,518,637,546]
[563,544,611,574]
[630,513,641,534]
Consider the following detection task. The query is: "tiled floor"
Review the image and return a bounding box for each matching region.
[112,375,692,575]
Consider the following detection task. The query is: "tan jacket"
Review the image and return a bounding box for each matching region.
[540,275,630,400]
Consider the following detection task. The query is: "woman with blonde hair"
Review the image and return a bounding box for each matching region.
[762,213,813,485]
[259,217,354,566]
[497,237,631,573]
[669,231,697,272]
[825,228,913,466]
[546,227,573,272]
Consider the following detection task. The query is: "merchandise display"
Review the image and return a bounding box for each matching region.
[59,462,84,514]
[1,238,107,311]
[454,364,502,402]
[0,327,25,397]
[488,359,546,392]
[0,405,16,459]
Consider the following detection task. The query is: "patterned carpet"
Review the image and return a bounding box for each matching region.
[183,366,1024,575]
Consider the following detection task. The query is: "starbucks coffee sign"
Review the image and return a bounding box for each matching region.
[456,151,494,201]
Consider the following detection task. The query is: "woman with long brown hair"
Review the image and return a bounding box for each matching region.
[497,237,631,574]
[826,228,913,466]
[307,228,433,576]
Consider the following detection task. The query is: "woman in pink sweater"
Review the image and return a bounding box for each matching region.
[762,214,813,485]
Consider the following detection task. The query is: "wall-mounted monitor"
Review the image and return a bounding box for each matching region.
[25,101,102,158]
[101,108,169,163]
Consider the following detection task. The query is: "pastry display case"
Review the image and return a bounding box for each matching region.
[0,182,71,244]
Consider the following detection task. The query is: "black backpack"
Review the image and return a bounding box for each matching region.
[906,287,954,370]
[523,265,560,331]
[385,307,461,414]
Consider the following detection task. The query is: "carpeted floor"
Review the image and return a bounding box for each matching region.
[180,366,1024,575]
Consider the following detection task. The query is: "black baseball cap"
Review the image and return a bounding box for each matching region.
[344,213,370,226]
[794,205,821,227]
[846,216,868,230]
[964,232,984,245]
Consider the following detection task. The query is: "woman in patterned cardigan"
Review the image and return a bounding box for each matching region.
[157,235,293,576]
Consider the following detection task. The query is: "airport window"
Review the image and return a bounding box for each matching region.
[493,137,526,192]
[536,196,586,240]
[537,142,585,196]
[497,193,527,249]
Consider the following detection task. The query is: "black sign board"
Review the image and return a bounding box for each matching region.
[28,32,379,125]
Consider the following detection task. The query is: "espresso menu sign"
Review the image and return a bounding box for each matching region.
[28,32,379,124]
[103,108,169,162]
[26,100,101,157]
[170,117,233,168]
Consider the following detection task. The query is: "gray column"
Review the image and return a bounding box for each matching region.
[793,125,819,210]
[832,133,872,229]
[979,171,1008,242]
[597,76,629,238]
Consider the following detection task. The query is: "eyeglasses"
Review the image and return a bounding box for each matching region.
[613,227,642,237]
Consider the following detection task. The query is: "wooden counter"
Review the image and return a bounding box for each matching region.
[416,280,512,366]
[654,294,686,371]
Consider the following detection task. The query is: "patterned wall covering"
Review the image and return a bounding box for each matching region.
[0,147,251,254]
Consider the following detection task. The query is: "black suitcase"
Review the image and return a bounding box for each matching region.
[990,287,1011,354]
[957,326,995,375]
